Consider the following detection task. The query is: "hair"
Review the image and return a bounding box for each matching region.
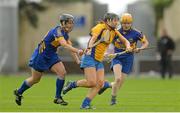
[103,13,119,22]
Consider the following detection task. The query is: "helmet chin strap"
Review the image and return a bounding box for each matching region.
[123,28,131,31]
[122,25,132,31]
[65,27,72,32]
[105,21,116,30]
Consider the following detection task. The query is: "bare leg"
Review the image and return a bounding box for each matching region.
[14,69,42,105]
[62,67,97,95]
[86,69,104,99]
[81,69,104,108]
[111,64,126,105]
[50,62,66,79]
[50,62,68,105]
[76,67,97,88]
[26,69,43,86]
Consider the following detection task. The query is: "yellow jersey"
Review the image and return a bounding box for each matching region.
[89,22,118,62]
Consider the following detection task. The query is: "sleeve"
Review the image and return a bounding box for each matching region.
[90,24,104,37]
[55,37,65,42]
[53,27,65,42]
[137,31,146,42]
[114,29,124,39]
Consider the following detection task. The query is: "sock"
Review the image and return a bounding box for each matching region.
[70,81,77,88]
[111,95,117,103]
[112,95,116,100]
[55,77,65,99]
[17,80,31,95]
[104,81,111,88]
[81,97,91,107]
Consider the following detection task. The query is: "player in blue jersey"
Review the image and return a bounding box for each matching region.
[13,14,84,106]
[62,13,132,109]
[98,13,149,105]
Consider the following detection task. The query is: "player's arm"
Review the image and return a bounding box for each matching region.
[115,30,132,52]
[88,25,102,48]
[58,37,83,56]
[104,44,115,60]
[134,35,149,53]
[84,35,98,55]
[67,39,81,64]
[88,23,106,49]
[139,35,149,49]
[88,35,98,48]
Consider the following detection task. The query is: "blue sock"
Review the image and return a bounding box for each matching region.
[55,77,65,99]
[70,81,77,88]
[81,97,91,108]
[18,80,31,95]
[104,81,111,88]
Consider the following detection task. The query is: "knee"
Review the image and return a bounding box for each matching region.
[61,71,67,79]
[32,77,41,84]
[97,80,104,88]
[57,70,67,79]
[62,70,67,76]
[115,77,121,84]
[87,80,96,87]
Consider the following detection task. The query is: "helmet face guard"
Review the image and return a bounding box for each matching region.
[120,13,133,30]
[103,13,119,29]
[59,14,74,32]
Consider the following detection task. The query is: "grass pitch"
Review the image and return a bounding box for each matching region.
[0,74,180,112]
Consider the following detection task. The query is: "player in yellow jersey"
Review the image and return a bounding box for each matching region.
[63,13,132,109]
[98,13,149,105]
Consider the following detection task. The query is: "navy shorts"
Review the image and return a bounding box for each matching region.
[110,55,134,74]
[29,48,61,72]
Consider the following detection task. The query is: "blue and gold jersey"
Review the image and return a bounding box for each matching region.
[38,26,69,57]
[114,28,146,56]
[89,23,117,62]
[29,26,69,71]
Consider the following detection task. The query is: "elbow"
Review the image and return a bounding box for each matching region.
[126,40,130,47]
[146,40,149,47]
[59,40,67,47]
[145,41,149,47]
[143,39,149,48]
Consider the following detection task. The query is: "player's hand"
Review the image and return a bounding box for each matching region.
[126,47,133,52]
[105,54,116,63]
[104,53,114,59]
[133,48,141,53]
[77,49,84,56]
[107,54,116,59]
[104,53,115,59]
[76,60,81,65]
[104,53,109,58]
[84,48,91,55]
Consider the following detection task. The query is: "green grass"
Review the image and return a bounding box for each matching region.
[0,74,180,112]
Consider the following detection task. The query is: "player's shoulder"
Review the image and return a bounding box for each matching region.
[93,22,106,30]
[131,27,142,34]
[52,26,64,37]
[52,26,61,33]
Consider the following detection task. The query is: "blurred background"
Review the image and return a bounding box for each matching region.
[0,0,179,75]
